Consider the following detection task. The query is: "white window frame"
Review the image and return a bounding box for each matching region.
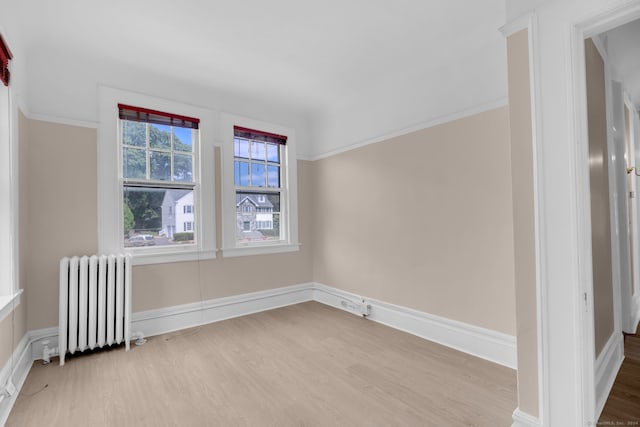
[221,113,299,257]
[98,87,216,265]
[0,69,22,321]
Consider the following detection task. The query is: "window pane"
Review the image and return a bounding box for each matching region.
[123,148,146,179]
[173,153,193,182]
[235,192,280,243]
[251,163,266,187]
[173,127,192,152]
[149,123,171,149]
[150,151,171,181]
[266,143,279,162]
[235,161,250,186]
[124,187,195,247]
[122,121,146,147]
[267,165,280,188]
[234,138,250,159]
[251,141,266,161]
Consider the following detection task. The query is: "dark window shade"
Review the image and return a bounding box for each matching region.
[118,104,199,129]
[0,33,13,87]
[234,126,287,145]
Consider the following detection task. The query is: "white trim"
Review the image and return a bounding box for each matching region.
[633,294,640,332]
[221,243,300,258]
[594,332,624,420]
[97,86,217,263]
[131,249,217,266]
[569,6,640,424]
[518,14,549,424]
[2,282,525,423]
[308,98,508,161]
[0,333,32,427]
[0,289,22,323]
[500,13,534,37]
[28,327,58,361]
[25,112,98,129]
[132,283,313,338]
[312,283,517,369]
[20,283,519,370]
[512,408,543,427]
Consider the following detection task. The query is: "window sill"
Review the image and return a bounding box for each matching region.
[0,289,23,322]
[222,243,300,258]
[129,249,217,266]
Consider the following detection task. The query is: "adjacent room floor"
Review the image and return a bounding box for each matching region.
[599,323,640,424]
[7,302,517,426]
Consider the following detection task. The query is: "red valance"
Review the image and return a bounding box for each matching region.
[118,104,199,129]
[234,126,287,145]
[0,33,13,87]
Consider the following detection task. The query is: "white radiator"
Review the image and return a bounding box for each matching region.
[59,254,132,366]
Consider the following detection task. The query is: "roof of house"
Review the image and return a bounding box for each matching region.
[236,194,273,208]
[162,189,192,205]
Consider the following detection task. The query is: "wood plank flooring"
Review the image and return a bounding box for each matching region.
[7,302,517,426]
[599,323,640,424]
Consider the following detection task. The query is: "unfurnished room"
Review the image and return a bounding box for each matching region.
[1,1,640,426]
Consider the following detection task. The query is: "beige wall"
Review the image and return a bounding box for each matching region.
[312,107,517,335]
[24,120,98,330]
[507,29,539,417]
[585,38,615,357]
[21,107,516,341]
[21,118,313,328]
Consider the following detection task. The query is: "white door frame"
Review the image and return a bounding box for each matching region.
[570,3,640,423]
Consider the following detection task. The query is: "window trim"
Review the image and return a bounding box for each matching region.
[221,113,300,257]
[98,87,216,265]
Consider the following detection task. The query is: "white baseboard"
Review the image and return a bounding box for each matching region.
[512,408,542,427]
[132,283,314,338]
[312,283,517,369]
[594,331,624,420]
[633,294,640,333]
[0,333,33,427]
[28,327,58,362]
[3,281,520,424]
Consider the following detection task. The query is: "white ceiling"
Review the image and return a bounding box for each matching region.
[604,19,640,109]
[1,0,508,158]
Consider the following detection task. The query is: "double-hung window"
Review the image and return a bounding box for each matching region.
[120,104,198,248]
[98,88,216,265]
[221,115,299,257]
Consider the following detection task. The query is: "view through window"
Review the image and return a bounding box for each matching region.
[120,105,199,248]
[233,126,286,244]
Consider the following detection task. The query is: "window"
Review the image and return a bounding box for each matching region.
[98,88,216,265]
[221,114,299,257]
[0,31,22,316]
[120,104,198,249]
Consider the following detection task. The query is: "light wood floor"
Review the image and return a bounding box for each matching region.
[7,302,517,426]
[599,323,640,424]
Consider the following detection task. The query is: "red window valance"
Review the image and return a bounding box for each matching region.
[0,33,13,87]
[234,126,287,145]
[118,104,200,129]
